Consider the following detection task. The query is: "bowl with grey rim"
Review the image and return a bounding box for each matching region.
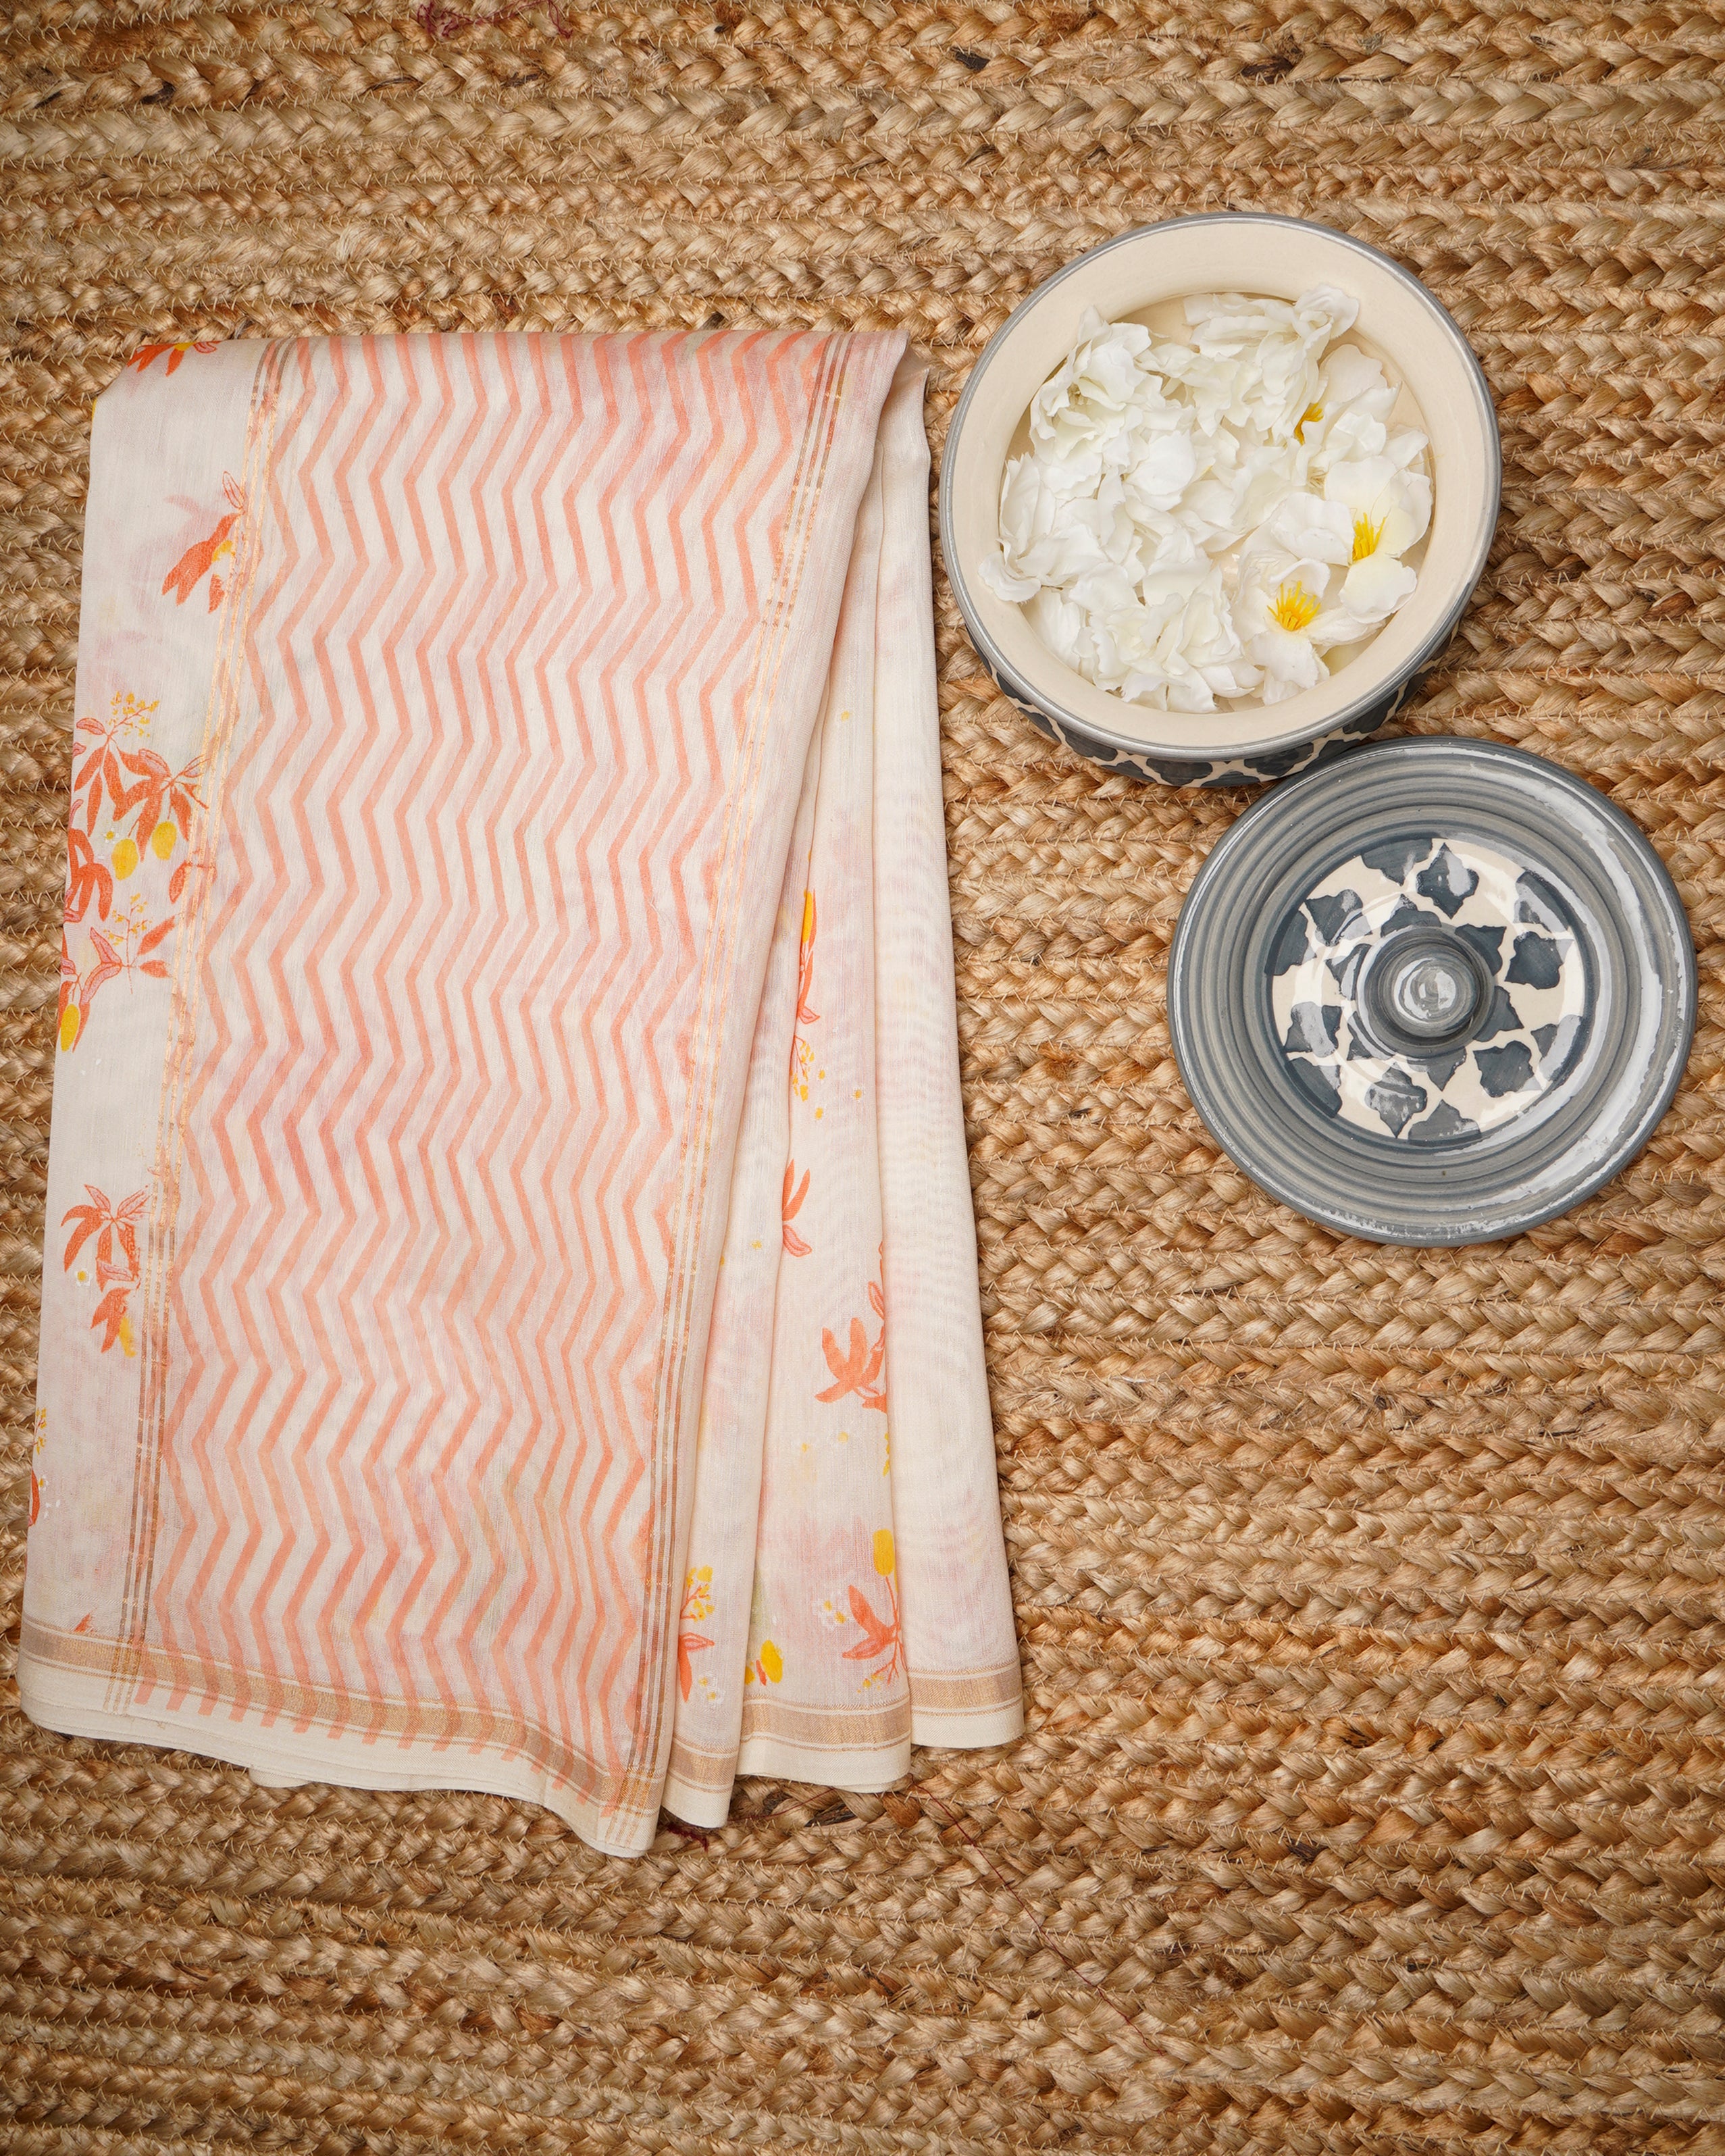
[939,213,1501,788]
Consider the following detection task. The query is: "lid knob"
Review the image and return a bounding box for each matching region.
[1384,945,1478,1037]
[1360,927,1490,1053]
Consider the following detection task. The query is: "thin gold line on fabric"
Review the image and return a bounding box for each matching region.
[114,343,291,1705]
[616,332,854,1843]
[740,1695,912,1745]
[109,344,287,1711]
[905,1660,1025,1711]
[628,333,852,1809]
[27,1614,664,1824]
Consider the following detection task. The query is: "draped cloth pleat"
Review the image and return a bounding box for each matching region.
[20,328,1021,1858]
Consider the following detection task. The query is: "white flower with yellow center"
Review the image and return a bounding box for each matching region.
[979,289,1432,715]
[1233,496,1379,702]
[1324,455,1432,622]
[1232,555,1339,701]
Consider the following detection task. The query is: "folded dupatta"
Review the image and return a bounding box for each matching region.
[22,328,1021,1857]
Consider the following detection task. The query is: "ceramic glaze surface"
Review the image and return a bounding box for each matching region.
[1271,833,1589,1142]
[940,214,1502,788]
[1168,738,1696,1246]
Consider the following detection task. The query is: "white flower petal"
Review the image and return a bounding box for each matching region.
[1025,587,1095,671]
[1340,553,1418,621]
[1129,429,1199,509]
[1323,455,1399,515]
[1248,625,1329,698]
[1200,658,1264,698]
[1249,623,1327,682]
[1254,492,1354,566]
[1160,669,1219,713]
[989,287,1426,715]
[1385,426,1428,469]
[977,549,1041,603]
[1319,344,1393,412]
[1310,604,1379,648]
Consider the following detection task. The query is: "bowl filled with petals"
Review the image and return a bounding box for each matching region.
[939,213,1501,787]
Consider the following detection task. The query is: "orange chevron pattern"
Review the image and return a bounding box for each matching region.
[125,327,904,1847]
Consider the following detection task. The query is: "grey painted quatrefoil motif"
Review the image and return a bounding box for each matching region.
[1269,833,1590,1144]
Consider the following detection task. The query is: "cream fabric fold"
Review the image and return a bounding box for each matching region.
[21,328,1021,1858]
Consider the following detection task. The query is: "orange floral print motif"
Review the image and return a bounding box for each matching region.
[66,828,113,924]
[743,1573,783,1689]
[114,748,205,900]
[795,889,819,1027]
[74,692,158,833]
[782,1160,811,1256]
[61,691,197,1050]
[59,929,119,1052]
[62,1184,148,1356]
[129,338,220,377]
[163,473,244,611]
[840,1530,904,1690]
[59,906,173,1052]
[677,1566,716,1702]
[817,1255,887,1414]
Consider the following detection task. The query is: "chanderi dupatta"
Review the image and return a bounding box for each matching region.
[22,329,1021,1857]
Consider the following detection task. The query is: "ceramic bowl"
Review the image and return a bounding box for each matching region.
[1168,738,1697,1244]
[939,213,1501,787]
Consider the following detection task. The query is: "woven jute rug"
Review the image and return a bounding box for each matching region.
[3,6,1723,2152]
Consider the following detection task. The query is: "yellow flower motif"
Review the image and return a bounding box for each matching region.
[1351,512,1386,563]
[873,1529,895,1578]
[743,1637,785,1687]
[1269,581,1321,634]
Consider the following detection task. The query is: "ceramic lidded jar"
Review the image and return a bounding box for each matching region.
[939,213,1501,788]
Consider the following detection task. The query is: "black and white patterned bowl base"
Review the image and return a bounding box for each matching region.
[1168,740,1696,1246]
[997,670,1419,788]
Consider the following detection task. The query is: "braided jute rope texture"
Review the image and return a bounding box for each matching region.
[3,3,1725,2150]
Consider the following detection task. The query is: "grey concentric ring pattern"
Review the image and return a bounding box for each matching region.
[1168,739,1697,1245]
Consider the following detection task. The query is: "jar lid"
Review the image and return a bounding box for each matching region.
[1168,739,1696,1246]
